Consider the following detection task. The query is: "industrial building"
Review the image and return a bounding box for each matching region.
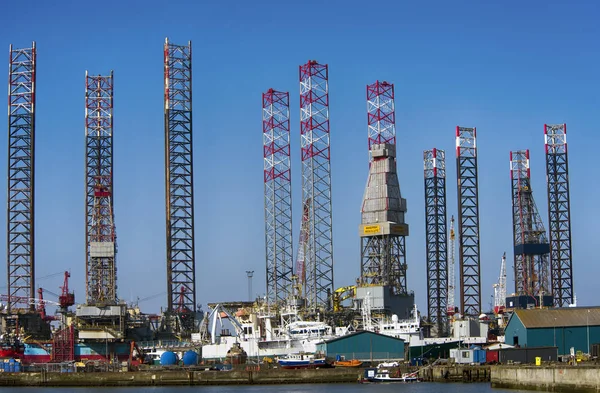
[315,331,405,362]
[504,308,600,356]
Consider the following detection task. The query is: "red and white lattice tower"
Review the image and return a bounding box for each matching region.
[85,71,117,305]
[299,60,334,311]
[367,81,396,150]
[262,89,294,306]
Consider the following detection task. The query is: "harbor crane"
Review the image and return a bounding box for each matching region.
[447,216,456,316]
[493,252,507,315]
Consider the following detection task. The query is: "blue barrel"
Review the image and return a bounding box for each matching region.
[14,363,20,373]
[160,351,179,366]
[3,362,8,372]
[8,363,14,373]
[182,350,198,366]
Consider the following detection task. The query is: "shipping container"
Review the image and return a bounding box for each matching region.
[499,346,557,364]
[486,350,499,364]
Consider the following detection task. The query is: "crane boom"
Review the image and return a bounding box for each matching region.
[494,252,507,314]
[447,215,456,315]
[294,198,311,297]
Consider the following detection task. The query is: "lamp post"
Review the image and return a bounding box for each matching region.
[587,310,590,355]
[554,317,557,348]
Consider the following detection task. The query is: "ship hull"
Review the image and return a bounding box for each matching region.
[278,359,327,369]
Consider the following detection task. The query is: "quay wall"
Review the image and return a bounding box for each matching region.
[492,365,600,393]
[419,365,490,382]
[0,368,360,387]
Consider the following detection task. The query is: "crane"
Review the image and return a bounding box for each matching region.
[294,198,311,298]
[493,252,507,315]
[332,286,356,312]
[447,215,456,316]
[58,271,75,312]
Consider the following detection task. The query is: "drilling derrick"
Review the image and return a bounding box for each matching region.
[7,43,36,312]
[424,148,448,337]
[262,89,293,306]
[85,71,117,305]
[545,124,574,307]
[359,81,412,317]
[510,150,551,308]
[299,60,334,312]
[456,126,481,318]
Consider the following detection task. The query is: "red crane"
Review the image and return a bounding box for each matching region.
[58,271,75,311]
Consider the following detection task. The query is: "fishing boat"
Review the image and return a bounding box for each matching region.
[361,368,422,383]
[277,352,328,369]
[333,358,362,367]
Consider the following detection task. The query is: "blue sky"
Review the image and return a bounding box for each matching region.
[0,0,598,316]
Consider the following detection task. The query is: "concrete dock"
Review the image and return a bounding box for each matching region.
[419,364,491,383]
[492,364,600,392]
[0,367,361,387]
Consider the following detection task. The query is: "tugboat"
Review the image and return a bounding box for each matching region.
[277,352,328,369]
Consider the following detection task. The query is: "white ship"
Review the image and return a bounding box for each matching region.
[197,303,343,361]
[360,293,423,345]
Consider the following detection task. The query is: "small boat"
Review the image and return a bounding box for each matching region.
[334,359,363,367]
[277,352,328,369]
[360,368,423,383]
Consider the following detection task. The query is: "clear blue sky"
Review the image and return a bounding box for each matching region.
[0,0,598,315]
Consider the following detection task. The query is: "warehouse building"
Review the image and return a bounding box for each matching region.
[315,331,405,361]
[504,307,600,355]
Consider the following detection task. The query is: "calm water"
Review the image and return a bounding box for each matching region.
[8,384,532,392]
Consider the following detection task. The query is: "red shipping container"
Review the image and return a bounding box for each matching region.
[486,350,499,364]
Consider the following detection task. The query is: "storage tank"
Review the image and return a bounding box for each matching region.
[160,351,179,366]
[182,350,199,366]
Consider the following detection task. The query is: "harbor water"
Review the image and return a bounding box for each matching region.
[6,383,533,392]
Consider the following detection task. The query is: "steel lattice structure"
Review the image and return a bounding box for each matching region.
[360,81,408,296]
[545,124,574,307]
[263,89,293,306]
[367,81,395,149]
[424,148,448,336]
[456,126,481,318]
[164,38,196,314]
[510,150,550,298]
[7,43,36,312]
[85,71,117,304]
[299,60,334,311]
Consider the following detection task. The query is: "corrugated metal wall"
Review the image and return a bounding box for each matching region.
[320,332,404,361]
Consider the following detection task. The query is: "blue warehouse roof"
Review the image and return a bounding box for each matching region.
[512,307,600,328]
